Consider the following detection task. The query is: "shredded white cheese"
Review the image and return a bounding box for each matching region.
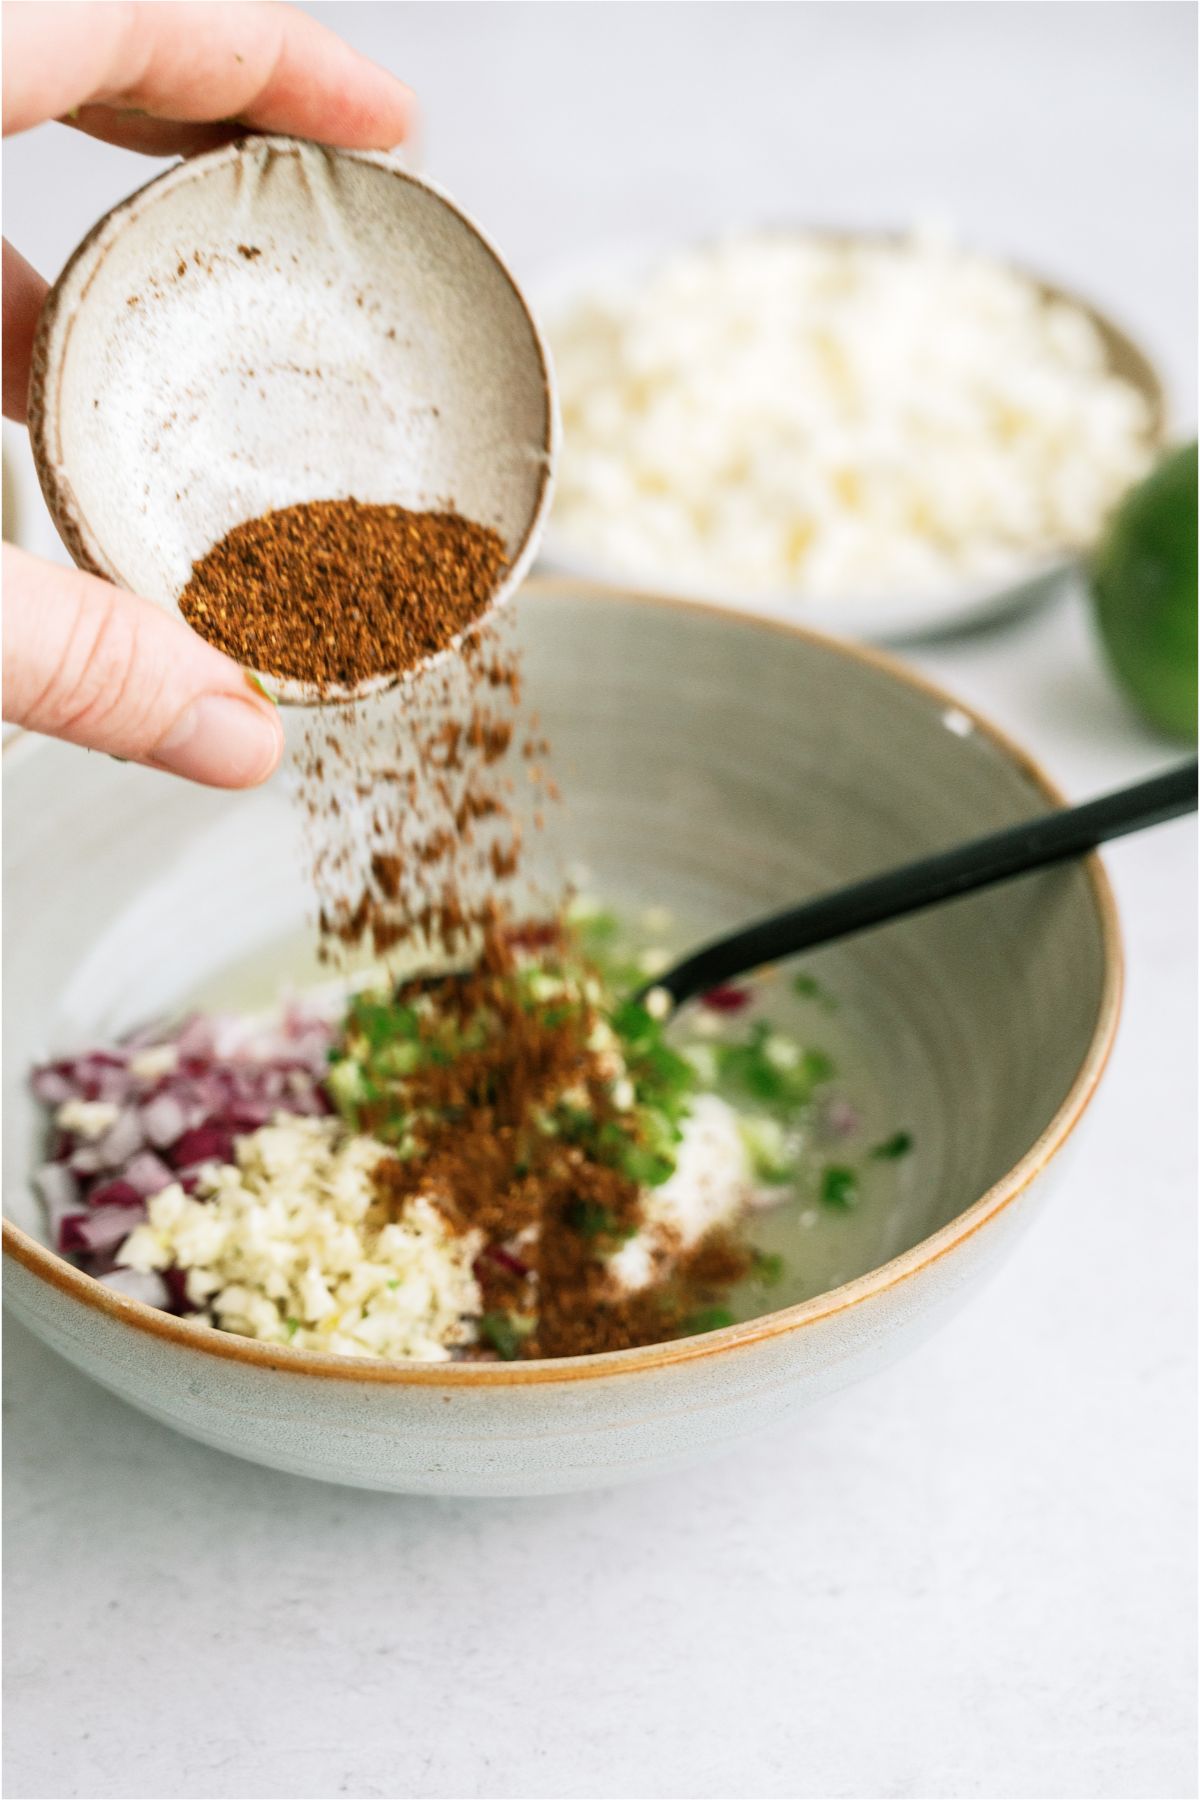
[550,227,1155,599]
[608,1094,752,1292]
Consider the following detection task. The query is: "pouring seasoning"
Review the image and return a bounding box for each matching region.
[180,496,508,689]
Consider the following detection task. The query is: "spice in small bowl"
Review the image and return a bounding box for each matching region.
[180,498,509,693]
[28,135,558,701]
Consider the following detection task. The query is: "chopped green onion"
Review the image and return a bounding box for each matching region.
[479,1312,528,1360]
[751,1248,786,1286]
[821,1165,859,1209]
[715,1024,834,1109]
[679,1307,735,1336]
[870,1130,914,1160]
[565,1199,631,1239]
[620,1143,676,1187]
[792,972,837,1010]
[738,1115,796,1184]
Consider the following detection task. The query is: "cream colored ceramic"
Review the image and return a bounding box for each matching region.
[536,234,1165,643]
[2,582,1121,1495]
[27,135,558,701]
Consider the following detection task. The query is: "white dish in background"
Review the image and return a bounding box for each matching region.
[539,530,1076,644]
[535,232,1166,643]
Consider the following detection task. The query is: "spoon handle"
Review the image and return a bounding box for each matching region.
[644,760,1198,1009]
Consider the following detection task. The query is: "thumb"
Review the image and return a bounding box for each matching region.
[2,544,284,787]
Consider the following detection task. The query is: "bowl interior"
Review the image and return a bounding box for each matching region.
[31,138,554,641]
[2,583,1113,1317]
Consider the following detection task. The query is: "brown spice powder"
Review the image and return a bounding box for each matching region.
[298,614,534,964]
[362,921,750,1361]
[180,497,508,688]
[188,494,746,1357]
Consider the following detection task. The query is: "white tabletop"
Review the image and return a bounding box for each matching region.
[3,7,1195,1797]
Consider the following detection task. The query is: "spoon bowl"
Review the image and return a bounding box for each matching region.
[28,136,559,704]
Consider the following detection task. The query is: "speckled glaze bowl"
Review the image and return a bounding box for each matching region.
[2,581,1120,1495]
[27,135,558,703]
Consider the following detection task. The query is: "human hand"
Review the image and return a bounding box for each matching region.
[2,2,413,783]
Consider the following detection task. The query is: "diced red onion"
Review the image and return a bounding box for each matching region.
[59,1205,144,1254]
[286,1088,329,1117]
[121,1149,176,1198]
[480,1242,530,1278]
[225,1099,275,1131]
[34,1003,336,1289]
[86,1246,124,1279]
[170,1126,234,1169]
[98,1267,170,1306]
[161,1268,193,1313]
[701,984,752,1014]
[86,1178,144,1210]
[94,1109,145,1168]
[821,1096,860,1139]
[30,1066,76,1106]
[174,1015,219,1059]
[140,1092,188,1148]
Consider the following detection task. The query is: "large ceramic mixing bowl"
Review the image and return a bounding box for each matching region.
[3,579,1120,1495]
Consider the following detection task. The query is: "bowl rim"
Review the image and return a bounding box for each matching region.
[25,135,560,705]
[2,576,1124,1385]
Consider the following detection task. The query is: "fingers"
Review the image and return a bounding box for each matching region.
[3,240,49,423]
[2,545,284,788]
[3,2,414,146]
[60,106,242,158]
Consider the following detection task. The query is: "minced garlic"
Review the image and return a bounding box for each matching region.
[55,1099,121,1141]
[118,1114,482,1361]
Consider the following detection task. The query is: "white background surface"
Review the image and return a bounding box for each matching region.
[3,6,1196,1798]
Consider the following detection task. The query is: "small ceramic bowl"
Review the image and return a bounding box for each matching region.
[2,581,1121,1496]
[27,135,559,702]
[536,232,1165,643]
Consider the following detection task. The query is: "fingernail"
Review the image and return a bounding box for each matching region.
[151,695,283,787]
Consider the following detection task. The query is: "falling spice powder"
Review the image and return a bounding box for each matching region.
[171,492,750,1359]
[180,497,508,689]
[339,912,753,1359]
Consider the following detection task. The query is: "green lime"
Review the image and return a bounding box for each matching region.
[1090,441,1197,741]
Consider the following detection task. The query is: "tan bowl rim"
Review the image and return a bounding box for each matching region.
[2,577,1124,1385]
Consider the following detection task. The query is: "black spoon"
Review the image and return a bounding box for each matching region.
[635,760,1198,1013]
